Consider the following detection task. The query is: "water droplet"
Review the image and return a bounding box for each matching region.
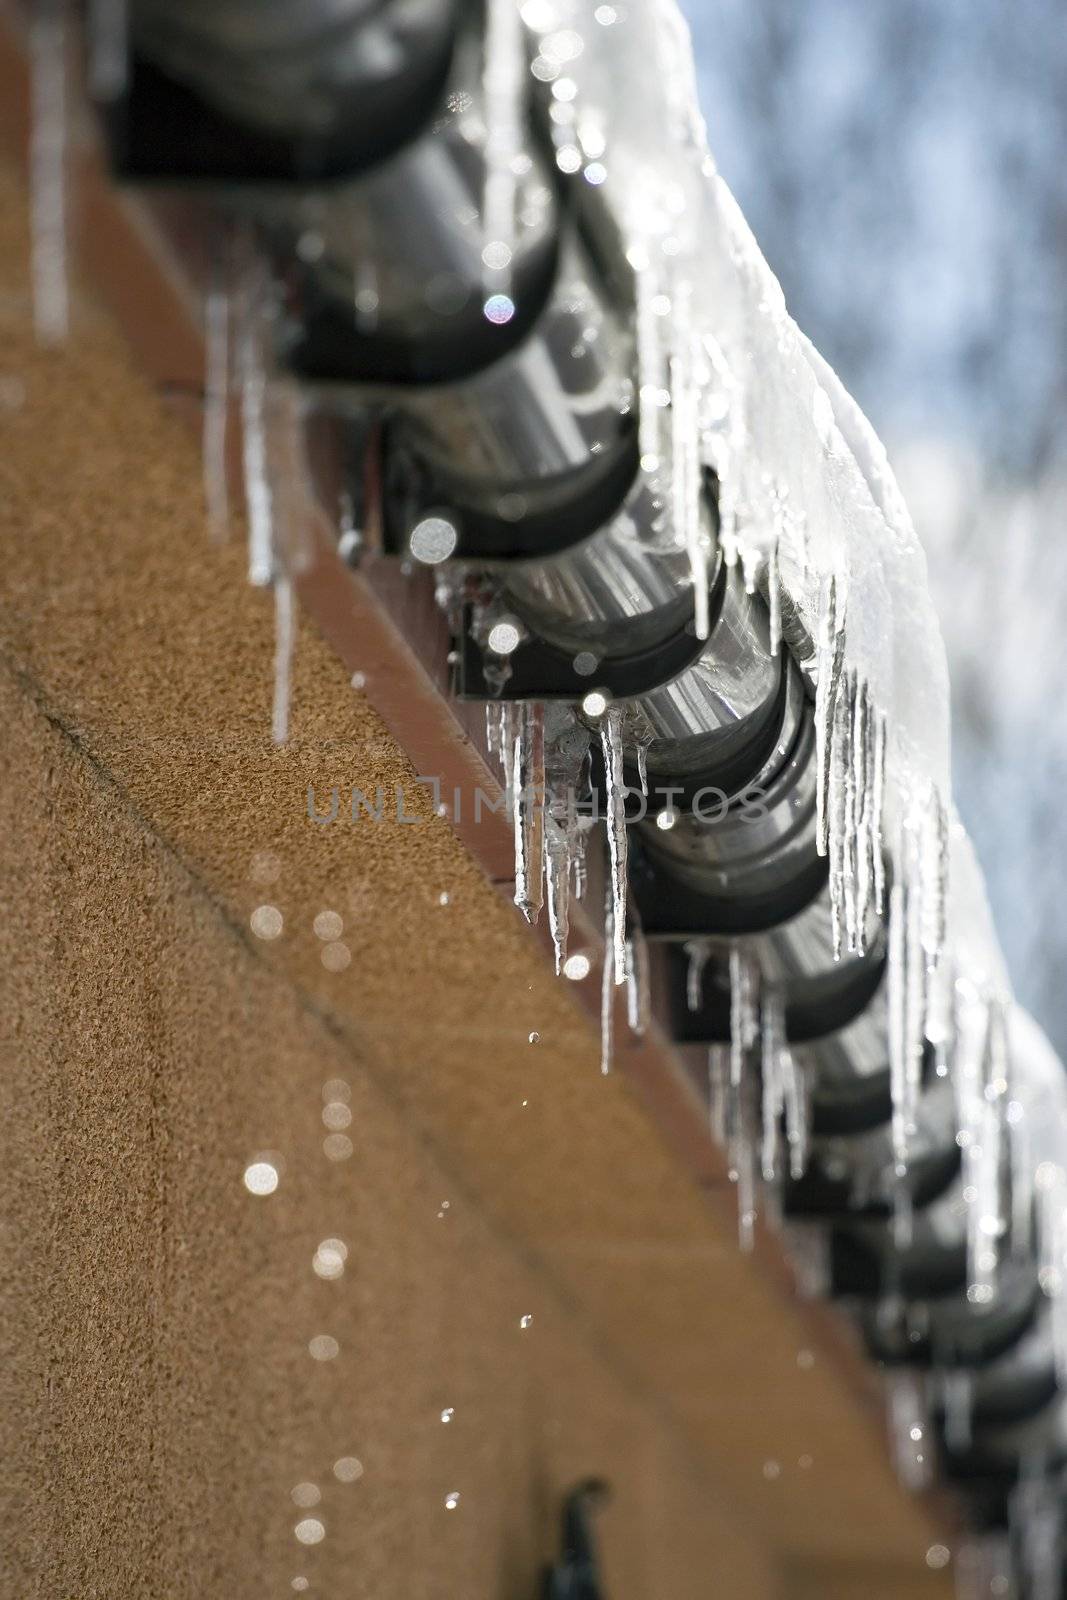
[584,162,607,185]
[351,671,366,690]
[444,1492,461,1510]
[655,809,678,832]
[581,690,608,719]
[321,941,351,973]
[481,240,512,271]
[483,294,515,325]
[333,1456,363,1483]
[243,1160,278,1196]
[291,1482,320,1508]
[438,891,450,906]
[291,1580,309,1593]
[440,1407,454,1424]
[409,516,458,564]
[487,619,522,655]
[572,651,598,677]
[563,953,591,981]
[322,1102,352,1131]
[762,1460,781,1481]
[294,1519,325,1545]
[312,1239,347,1279]
[250,904,283,940]
[308,1335,339,1362]
[249,851,281,886]
[528,1031,540,1044]
[313,910,344,941]
[519,1314,532,1330]
[926,1546,951,1571]
[796,1349,815,1370]
[323,1133,353,1161]
[798,1454,813,1470]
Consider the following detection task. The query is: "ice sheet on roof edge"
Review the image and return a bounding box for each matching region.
[533,0,1067,1282]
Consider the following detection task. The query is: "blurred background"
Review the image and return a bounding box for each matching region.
[683,0,1067,1057]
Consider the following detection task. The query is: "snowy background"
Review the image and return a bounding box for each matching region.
[684,0,1067,1054]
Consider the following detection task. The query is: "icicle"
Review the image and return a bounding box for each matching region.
[955,986,1013,1300]
[512,703,545,923]
[732,1077,758,1254]
[728,944,759,1089]
[238,291,274,589]
[271,576,294,747]
[485,704,501,764]
[814,575,845,856]
[545,814,571,975]
[30,0,69,345]
[827,673,852,959]
[264,382,316,579]
[599,704,628,986]
[501,703,519,798]
[954,1535,1013,1600]
[904,833,927,1128]
[669,320,711,640]
[920,790,949,965]
[684,938,711,1012]
[571,818,588,901]
[636,261,670,478]
[852,677,873,949]
[760,988,784,1183]
[887,878,911,1163]
[1011,1457,1061,1600]
[766,537,781,657]
[87,0,128,101]
[871,711,887,916]
[600,880,615,1076]
[886,1370,932,1492]
[481,0,523,301]
[781,1044,808,1181]
[203,280,230,543]
[636,738,649,799]
[942,1368,973,1455]
[624,923,650,1036]
[698,332,741,562]
[707,1044,729,1144]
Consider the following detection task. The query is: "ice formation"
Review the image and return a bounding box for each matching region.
[29,1,69,345]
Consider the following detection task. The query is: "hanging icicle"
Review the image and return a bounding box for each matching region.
[29,0,69,346]
[203,272,231,544]
[684,938,711,1013]
[512,702,546,924]
[669,303,712,640]
[545,814,571,975]
[238,283,274,590]
[271,576,294,747]
[635,258,671,481]
[600,879,615,1077]
[624,923,650,1036]
[885,1370,933,1493]
[600,704,629,986]
[814,574,846,859]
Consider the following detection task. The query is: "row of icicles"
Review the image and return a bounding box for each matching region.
[28,2,1067,1578]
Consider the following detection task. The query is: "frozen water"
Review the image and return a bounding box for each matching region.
[599,705,628,985]
[29,3,69,346]
[512,703,545,923]
[272,578,294,747]
[203,282,230,543]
